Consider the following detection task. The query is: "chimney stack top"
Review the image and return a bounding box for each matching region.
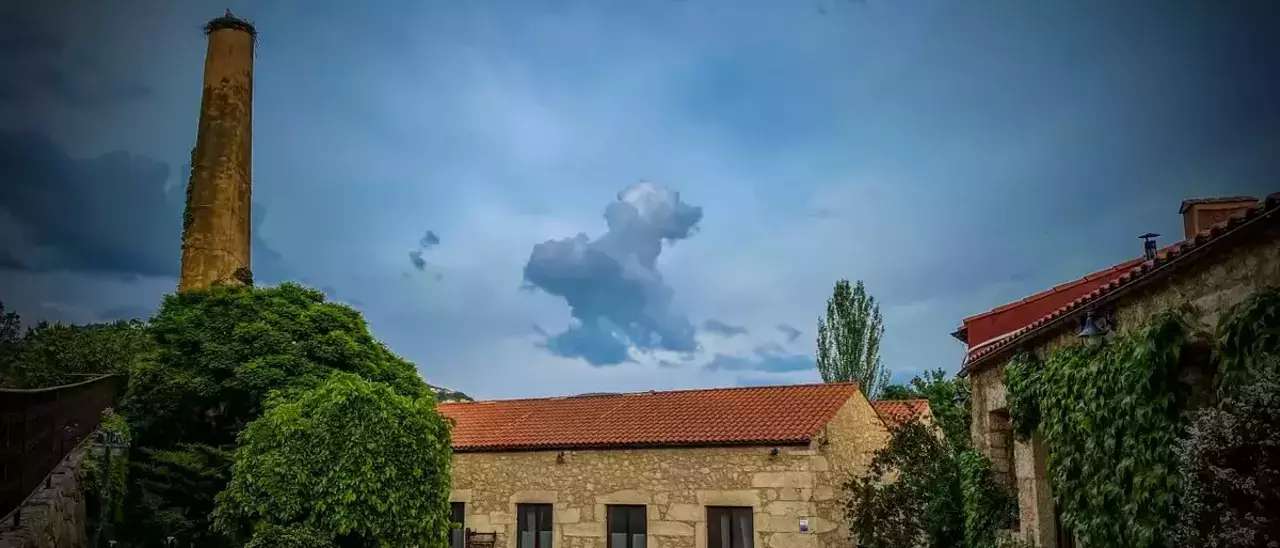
[1179,196,1257,240]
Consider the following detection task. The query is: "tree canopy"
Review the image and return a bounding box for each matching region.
[816,279,889,396]
[112,282,446,546]
[214,373,453,547]
[880,368,972,450]
[0,300,153,389]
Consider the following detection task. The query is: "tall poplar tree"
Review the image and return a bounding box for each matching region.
[816,279,889,397]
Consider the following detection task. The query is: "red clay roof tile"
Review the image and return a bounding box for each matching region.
[962,192,1280,373]
[869,399,932,430]
[437,382,862,451]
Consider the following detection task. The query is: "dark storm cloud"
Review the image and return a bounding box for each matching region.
[0,6,152,108]
[776,323,802,343]
[408,229,441,273]
[409,250,427,271]
[702,343,813,373]
[0,132,284,280]
[703,319,748,337]
[524,182,703,366]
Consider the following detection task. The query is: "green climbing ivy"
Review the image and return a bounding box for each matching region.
[958,450,1018,548]
[1214,286,1280,391]
[1005,306,1197,548]
[182,146,197,249]
[1003,352,1042,443]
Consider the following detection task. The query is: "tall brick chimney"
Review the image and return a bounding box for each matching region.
[1179,196,1258,240]
[179,10,256,291]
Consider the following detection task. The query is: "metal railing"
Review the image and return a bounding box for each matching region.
[1,374,124,526]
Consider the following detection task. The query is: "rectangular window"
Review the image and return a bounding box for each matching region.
[517,503,554,548]
[707,507,754,548]
[450,502,466,548]
[607,505,647,548]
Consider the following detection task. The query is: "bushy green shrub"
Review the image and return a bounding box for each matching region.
[214,373,453,547]
[1175,361,1280,548]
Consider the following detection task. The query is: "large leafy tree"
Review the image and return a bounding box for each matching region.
[116,282,440,546]
[816,279,889,396]
[214,373,453,547]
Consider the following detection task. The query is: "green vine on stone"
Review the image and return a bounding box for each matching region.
[1032,306,1196,548]
[959,450,1019,548]
[1004,351,1042,443]
[182,146,197,249]
[1214,285,1280,392]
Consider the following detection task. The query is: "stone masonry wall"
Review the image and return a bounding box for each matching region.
[450,394,889,548]
[0,446,89,548]
[969,221,1280,546]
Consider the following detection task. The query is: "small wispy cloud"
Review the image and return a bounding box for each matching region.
[703,319,748,337]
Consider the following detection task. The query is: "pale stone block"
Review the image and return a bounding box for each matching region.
[649,521,696,537]
[778,488,799,501]
[450,489,473,503]
[465,514,492,530]
[756,515,799,533]
[596,489,651,505]
[752,471,815,489]
[654,492,670,505]
[812,486,835,501]
[799,488,813,501]
[764,532,820,548]
[489,511,514,525]
[808,456,830,471]
[765,501,814,517]
[556,508,581,523]
[511,489,558,503]
[562,522,604,538]
[696,489,759,507]
[665,503,702,522]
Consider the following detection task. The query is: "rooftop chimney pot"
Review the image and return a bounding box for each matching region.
[1139,233,1160,261]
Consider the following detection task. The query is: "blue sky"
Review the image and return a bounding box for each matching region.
[1,0,1277,398]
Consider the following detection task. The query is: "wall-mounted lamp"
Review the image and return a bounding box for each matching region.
[1079,309,1112,346]
[769,447,781,459]
[556,451,566,464]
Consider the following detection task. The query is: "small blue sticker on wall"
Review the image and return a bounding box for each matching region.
[800,518,810,533]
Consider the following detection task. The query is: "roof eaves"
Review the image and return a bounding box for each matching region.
[961,192,1279,376]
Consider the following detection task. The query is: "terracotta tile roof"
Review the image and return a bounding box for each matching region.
[959,256,1147,350]
[437,382,862,452]
[870,399,932,430]
[962,192,1280,374]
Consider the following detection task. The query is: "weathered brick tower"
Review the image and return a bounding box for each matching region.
[179,10,256,291]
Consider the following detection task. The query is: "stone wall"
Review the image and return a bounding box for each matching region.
[450,394,889,548]
[0,447,89,548]
[968,221,1280,546]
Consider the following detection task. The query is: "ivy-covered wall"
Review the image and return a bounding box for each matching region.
[968,221,1280,547]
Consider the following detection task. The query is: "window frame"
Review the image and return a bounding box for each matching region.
[516,503,555,548]
[706,506,755,548]
[606,504,648,548]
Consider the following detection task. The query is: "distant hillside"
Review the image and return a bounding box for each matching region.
[428,383,473,403]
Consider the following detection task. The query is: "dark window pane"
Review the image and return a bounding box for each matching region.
[451,502,466,525]
[707,507,753,548]
[629,506,646,535]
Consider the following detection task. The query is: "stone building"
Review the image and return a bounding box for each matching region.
[952,193,1280,546]
[437,382,902,548]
